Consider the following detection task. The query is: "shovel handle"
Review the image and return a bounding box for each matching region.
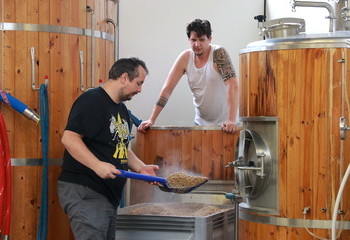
[117,169,167,184]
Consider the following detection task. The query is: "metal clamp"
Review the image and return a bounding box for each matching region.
[340,117,350,140]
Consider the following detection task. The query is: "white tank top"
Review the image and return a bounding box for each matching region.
[186,45,228,126]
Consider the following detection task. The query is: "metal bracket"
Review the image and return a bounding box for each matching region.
[79,50,85,92]
[340,117,350,140]
[106,18,118,61]
[31,47,39,91]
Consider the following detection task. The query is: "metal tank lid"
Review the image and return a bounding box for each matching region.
[240,31,350,53]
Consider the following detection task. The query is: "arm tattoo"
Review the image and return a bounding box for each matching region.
[213,47,237,81]
[156,96,168,108]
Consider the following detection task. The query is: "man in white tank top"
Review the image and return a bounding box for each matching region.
[138,19,239,133]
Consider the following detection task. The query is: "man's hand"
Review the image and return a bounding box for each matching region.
[93,161,121,179]
[138,120,154,133]
[139,165,159,176]
[221,121,239,134]
[139,165,160,185]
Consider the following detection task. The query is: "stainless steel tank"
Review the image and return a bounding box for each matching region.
[234,29,350,240]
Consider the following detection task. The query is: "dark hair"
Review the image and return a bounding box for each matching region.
[186,19,212,38]
[108,57,148,80]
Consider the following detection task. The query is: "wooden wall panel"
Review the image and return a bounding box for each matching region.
[239,53,248,117]
[269,49,290,218]
[10,15,41,233]
[38,0,50,25]
[0,0,117,239]
[96,38,107,84]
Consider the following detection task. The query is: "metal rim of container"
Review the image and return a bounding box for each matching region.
[239,208,350,230]
[11,158,62,166]
[239,32,350,53]
[262,18,306,29]
[0,22,114,41]
[150,125,223,130]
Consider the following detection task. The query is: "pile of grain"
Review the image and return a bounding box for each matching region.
[129,203,228,217]
[166,172,208,189]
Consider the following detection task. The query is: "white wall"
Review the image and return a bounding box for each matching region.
[119,0,330,126]
[119,0,264,126]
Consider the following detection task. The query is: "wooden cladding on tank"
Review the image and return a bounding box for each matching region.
[0,0,117,239]
[135,129,238,181]
[239,48,350,239]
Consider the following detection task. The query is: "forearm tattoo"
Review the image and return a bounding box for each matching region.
[156,96,168,108]
[213,47,237,81]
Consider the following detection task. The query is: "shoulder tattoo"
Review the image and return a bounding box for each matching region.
[156,96,168,108]
[213,47,237,81]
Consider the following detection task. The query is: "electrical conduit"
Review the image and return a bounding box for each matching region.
[332,162,350,240]
[36,83,49,240]
[0,112,12,240]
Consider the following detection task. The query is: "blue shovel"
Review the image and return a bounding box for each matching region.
[117,170,208,194]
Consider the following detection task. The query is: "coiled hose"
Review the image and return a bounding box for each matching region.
[0,111,12,239]
[36,83,49,240]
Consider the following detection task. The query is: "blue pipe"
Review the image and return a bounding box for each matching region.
[36,84,49,240]
[127,110,142,142]
[128,110,142,127]
[0,90,40,123]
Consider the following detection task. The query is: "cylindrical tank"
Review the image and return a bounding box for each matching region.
[238,32,350,239]
[0,1,117,239]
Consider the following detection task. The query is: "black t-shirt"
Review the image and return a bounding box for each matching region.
[58,87,131,206]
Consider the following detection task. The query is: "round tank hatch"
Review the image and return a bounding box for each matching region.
[234,130,272,200]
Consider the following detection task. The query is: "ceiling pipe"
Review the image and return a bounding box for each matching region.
[291,0,336,32]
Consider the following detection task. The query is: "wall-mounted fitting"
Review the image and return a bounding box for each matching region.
[340,117,350,140]
[303,207,311,215]
[31,47,40,91]
[338,209,345,215]
[86,6,94,13]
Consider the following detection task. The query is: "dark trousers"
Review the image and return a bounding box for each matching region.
[57,181,118,240]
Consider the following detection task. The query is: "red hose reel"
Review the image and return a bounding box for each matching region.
[0,112,12,237]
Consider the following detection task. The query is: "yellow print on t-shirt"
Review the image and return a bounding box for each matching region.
[109,113,129,162]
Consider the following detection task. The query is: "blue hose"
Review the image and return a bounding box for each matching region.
[36,84,49,240]
[127,110,142,142]
[0,90,27,113]
[0,90,40,123]
[127,110,142,127]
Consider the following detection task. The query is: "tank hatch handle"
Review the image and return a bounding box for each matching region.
[340,117,350,140]
[237,152,266,178]
[225,129,246,168]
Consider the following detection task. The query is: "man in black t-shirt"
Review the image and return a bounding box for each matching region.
[57,58,159,240]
